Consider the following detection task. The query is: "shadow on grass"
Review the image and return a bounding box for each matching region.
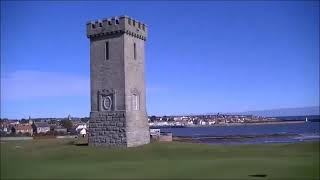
[63,136,88,146]
[76,143,88,146]
[248,174,267,178]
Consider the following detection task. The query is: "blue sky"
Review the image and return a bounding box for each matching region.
[1,1,319,119]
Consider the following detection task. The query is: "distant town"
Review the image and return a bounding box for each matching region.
[0,114,280,137]
[148,114,279,127]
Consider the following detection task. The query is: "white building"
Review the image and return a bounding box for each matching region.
[187,120,194,125]
[76,124,87,131]
[199,120,207,125]
[155,121,168,126]
[80,128,87,135]
[150,129,160,137]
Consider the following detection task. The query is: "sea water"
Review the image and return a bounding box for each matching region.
[160,122,320,144]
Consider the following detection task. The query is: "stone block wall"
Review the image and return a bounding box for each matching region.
[89,111,127,147]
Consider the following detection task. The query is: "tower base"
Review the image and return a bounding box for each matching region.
[89,111,150,147]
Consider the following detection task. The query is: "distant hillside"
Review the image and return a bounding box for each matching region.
[242,106,320,117]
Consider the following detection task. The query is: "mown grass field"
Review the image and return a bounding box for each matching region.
[1,139,319,179]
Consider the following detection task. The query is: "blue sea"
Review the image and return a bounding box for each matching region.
[159,122,320,145]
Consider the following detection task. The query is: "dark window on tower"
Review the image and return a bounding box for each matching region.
[105,41,109,60]
[134,43,136,60]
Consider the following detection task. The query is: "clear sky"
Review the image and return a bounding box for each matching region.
[1,1,319,119]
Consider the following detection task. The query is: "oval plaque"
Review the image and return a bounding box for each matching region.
[103,96,112,110]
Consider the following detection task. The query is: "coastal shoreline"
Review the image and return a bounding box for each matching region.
[173,132,320,144]
[150,120,307,129]
[173,133,299,141]
[185,120,306,127]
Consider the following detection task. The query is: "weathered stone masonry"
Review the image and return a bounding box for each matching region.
[87,15,150,147]
[89,111,126,147]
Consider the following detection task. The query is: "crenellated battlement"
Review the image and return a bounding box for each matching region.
[86,15,148,41]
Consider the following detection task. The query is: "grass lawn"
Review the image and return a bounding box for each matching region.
[1,139,319,179]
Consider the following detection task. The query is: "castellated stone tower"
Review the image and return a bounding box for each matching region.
[86,16,150,147]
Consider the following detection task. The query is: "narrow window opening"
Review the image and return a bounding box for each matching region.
[99,23,102,27]
[133,43,136,60]
[116,19,119,24]
[91,24,96,29]
[142,24,145,31]
[108,21,112,25]
[105,42,109,60]
[133,20,136,26]
[128,19,131,25]
[133,94,139,110]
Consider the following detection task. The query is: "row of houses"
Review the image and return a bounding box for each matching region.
[1,121,88,136]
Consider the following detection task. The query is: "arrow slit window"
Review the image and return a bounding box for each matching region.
[134,43,136,60]
[105,41,109,60]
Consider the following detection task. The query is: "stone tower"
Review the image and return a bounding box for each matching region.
[86,16,150,147]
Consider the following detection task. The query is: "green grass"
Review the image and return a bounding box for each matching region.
[1,139,319,179]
